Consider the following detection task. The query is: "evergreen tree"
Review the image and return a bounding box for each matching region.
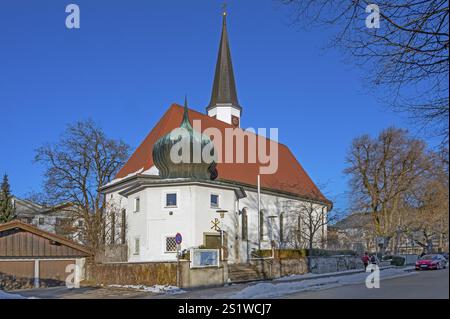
[0,174,16,223]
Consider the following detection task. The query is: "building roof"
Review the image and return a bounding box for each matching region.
[115,104,330,205]
[207,13,241,112]
[334,212,372,230]
[13,197,76,217]
[0,220,92,255]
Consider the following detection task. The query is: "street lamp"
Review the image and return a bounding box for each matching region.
[217,210,227,219]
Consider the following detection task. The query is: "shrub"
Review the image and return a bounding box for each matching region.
[308,249,358,257]
[279,249,307,259]
[253,249,358,259]
[253,249,307,259]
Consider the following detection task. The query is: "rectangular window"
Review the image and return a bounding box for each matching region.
[134,238,140,255]
[134,197,140,213]
[210,194,219,208]
[165,237,177,253]
[166,193,177,207]
[38,217,45,225]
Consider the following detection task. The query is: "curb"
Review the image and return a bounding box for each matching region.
[269,266,400,285]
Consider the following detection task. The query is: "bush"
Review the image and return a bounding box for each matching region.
[253,249,358,259]
[279,249,307,259]
[253,249,307,259]
[391,256,406,266]
[308,249,358,257]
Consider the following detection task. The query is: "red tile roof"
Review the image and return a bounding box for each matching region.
[116,104,330,205]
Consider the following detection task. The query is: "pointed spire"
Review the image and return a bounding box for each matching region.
[181,94,192,129]
[207,9,241,112]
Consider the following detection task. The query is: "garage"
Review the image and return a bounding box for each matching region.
[0,220,91,290]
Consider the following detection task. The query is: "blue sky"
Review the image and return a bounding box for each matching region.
[0,0,438,212]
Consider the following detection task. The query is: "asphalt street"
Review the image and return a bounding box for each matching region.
[284,268,449,299]
[6,268,448,299]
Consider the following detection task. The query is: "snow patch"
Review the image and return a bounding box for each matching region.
[0,290,26,299]
[230,268,416,299]
[108,284,186,295]
[275,268,365,282]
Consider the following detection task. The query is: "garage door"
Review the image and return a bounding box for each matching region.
[39,259,76,287]
[0,260,35,290]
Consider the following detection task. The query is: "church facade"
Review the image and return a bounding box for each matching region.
[100,12,332,264]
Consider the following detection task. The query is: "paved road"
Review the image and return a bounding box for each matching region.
[284,269,449,299]
[7,286,157,299]
[7,268,448,299]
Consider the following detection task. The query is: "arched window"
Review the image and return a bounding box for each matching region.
[241,208,248,240]
[280,213,284,243]
[121,209,126,245]
[110,210,116,245]
[259,210,264,241]
[297,214,302,245]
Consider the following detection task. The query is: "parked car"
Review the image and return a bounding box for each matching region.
[441,253,449,261]
[415,254,448,271]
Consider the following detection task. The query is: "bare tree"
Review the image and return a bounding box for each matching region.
[283,197,338,270]
[280,0,449,145]
[35,120,129,253]
[344,127,431,253]
[402,150,449,253]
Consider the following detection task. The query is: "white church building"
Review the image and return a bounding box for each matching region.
[100,11,332,265]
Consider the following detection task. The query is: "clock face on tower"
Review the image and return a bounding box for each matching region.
[232,116,240,127]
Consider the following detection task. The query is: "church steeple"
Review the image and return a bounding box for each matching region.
[207,8,242,127]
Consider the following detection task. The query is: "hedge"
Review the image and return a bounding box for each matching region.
[253,249,358,259]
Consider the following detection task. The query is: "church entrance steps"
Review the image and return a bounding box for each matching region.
[227,262,272,283]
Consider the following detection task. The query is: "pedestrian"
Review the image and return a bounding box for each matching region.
[370,254,379,265]
[361,252,370,270]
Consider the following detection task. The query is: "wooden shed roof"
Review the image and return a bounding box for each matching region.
[0,220,92,257]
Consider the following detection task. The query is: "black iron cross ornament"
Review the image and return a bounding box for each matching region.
[211,218,221,231]
[222,2,227,15]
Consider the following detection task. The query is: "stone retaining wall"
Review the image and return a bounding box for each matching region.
[310,256,364,274]
[85,255,367,289]
[86,261,178,287]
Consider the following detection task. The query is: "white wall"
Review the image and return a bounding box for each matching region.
[105,182,328,264]
[207,105,241,126]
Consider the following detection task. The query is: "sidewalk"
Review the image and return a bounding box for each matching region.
[148,266,414,299]
[274,265,396,283]
[2,266,415,299]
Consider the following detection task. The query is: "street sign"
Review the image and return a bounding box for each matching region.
[175,233,183,245]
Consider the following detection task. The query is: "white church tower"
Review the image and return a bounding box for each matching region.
[206,11,242,128]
